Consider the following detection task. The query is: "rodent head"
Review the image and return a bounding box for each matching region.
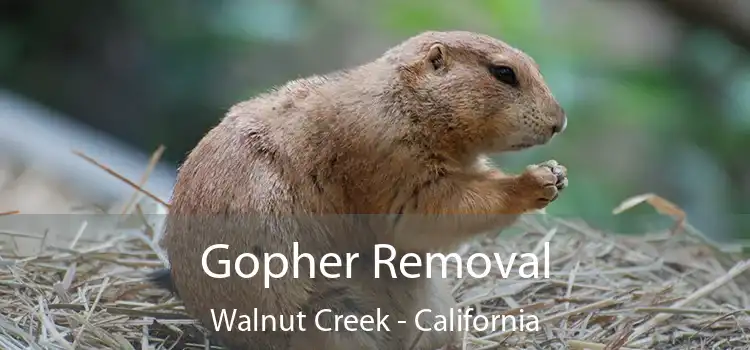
[382,31,567,154]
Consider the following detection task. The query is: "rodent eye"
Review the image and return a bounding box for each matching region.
[489,65,518,87]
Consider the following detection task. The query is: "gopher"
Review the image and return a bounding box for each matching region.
[151,30,568,350]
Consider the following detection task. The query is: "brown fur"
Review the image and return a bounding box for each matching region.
[157,31,568,350]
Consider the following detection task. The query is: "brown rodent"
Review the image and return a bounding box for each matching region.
[151,30,568,350]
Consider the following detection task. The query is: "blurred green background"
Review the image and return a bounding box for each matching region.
[1,0,749,241]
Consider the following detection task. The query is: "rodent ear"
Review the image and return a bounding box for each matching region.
[424,43,449,71]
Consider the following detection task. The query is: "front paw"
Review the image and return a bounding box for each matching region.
[517,160,567,210]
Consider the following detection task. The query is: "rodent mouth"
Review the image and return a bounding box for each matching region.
[508,134,553,151]
[509,143,534,150]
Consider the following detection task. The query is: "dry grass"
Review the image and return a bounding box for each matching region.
[1,151,750,349]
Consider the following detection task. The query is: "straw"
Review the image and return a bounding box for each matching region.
[1,151,748,349]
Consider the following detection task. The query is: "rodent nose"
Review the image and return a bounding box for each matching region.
[552,115,567,135]
[552,112,568,135]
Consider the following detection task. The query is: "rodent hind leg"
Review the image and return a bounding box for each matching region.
[287,329,382,350]
[288,284,397,350]
[404,277,461,350]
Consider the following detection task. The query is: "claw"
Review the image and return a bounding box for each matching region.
[539,160,567,188]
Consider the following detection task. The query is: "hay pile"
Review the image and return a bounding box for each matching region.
[1,208,749,350]
[0,150,749,349]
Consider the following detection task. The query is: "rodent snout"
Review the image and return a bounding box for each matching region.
[552,115,567,135]
[550,106,567,136]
